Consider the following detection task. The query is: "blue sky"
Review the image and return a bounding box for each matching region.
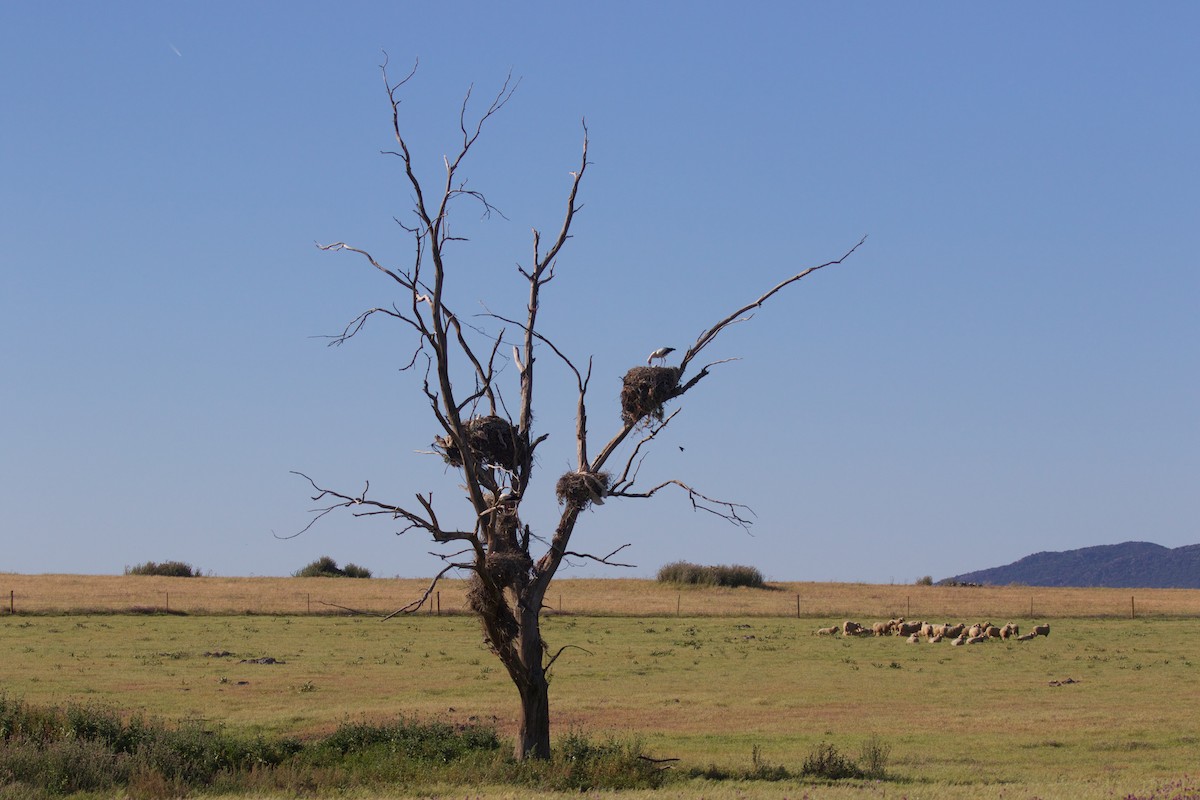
[1,3,1196,584]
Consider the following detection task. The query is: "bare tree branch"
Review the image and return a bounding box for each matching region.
[611,409,681,492]
[677,235,867,378]
[381,560,473,621]
[317,601,383,617]
[609,479,756,530]
[544,643,593,672]
[561,543,636,569]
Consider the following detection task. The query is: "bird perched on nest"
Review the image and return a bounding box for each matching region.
[646,346,675,365]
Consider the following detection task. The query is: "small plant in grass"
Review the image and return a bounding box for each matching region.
[858,734,891,779]
[915,574,934,586]
[800,741,861,780]
[124,561,200,577]
[292,556,372,578]
[656,561,765,588]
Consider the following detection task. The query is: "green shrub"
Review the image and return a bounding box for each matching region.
[315,717,500,762]
[0,696,299,796]
[124,561,199,577]
[518,730,665,791]
[800,741,861,780]
[858,734,891,779]
[915,575,934,586]
[293,556,371,578]
[656,561,765,588]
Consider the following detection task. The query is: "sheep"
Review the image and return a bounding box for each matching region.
[944,623,966,639]
[984,625,1002,639]
[1015,631,1038,641]
[966,635,989,645]
[816,626,839,636]
[906,633,921,644]
[896,621,923,637]
[872,621,890,637]
[1000,623,1019,640]
[843,620,865,636]
[928,633,944,643]
[1032,624,1050,637]
[951,634,967,646]
[968,624,983,638]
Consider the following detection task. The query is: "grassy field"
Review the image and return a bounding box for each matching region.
[3,579,1200,798]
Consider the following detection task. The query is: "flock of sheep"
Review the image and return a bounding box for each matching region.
[816,618,1051,645]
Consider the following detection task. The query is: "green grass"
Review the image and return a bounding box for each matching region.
[1,614,1198,797]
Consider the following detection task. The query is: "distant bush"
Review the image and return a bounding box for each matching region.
[293,556,372,579]
[124,561,199,577]
[656,561,765,589]
[915,575,933,586]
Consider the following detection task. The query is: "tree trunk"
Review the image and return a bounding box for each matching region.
[516,669,551,759]
[514,603,551,759]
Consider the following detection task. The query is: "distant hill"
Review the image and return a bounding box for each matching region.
[944,541,1200,589]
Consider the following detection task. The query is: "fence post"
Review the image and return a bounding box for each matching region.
[1131,596,1135,619]
[677,593,681,618]
[9,590,13,615]
[796,594,801,619]
[436,591,441,617]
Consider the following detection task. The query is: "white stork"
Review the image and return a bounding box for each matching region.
[646,346,675,365]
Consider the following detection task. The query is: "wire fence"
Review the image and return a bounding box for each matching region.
[3,577,1198,620]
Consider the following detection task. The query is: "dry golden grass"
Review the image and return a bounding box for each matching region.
[2,573,1198,618]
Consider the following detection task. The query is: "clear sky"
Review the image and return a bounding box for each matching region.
[1,3,1196,584]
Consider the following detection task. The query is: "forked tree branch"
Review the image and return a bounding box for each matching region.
[382,560,472,621]
[561,543,636,569]
[677,235,867,379]
[609,479,756,530]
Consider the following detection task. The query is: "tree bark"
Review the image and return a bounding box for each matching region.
[514,605,551,759]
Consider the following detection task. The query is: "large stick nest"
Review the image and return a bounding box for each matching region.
[620,366,681,425]
[555,470,612,510]
[434,415,526,472]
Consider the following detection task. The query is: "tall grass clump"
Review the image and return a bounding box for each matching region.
[314,717,501,763]
[656,561,765,588]
[124,560,200,577]
[0,695,297,796]
[293,556,372,578]
[514,731,666,791]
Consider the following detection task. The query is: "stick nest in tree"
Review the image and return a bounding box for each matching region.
[555,470,612,509]
[620,366,681,425]
[435,415,526,471]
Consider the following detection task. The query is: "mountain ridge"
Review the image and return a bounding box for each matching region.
[944,541,1200,588]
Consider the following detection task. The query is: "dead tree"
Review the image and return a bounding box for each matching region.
[294,60,864,760]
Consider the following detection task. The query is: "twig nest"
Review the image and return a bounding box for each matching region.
[620,366,681,425]
[434,415,525,471]
[556,470,612,509]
